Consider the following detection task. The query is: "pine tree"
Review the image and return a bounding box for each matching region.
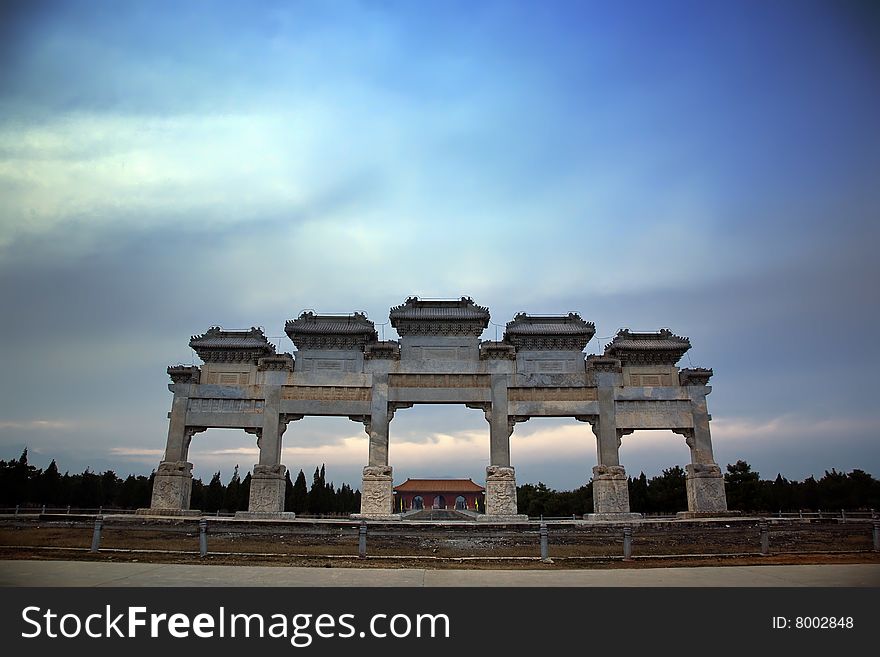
[292,469,308,513]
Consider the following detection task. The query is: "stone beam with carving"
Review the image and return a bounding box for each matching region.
[479,341,517,360]
[257,354,295,371]
[679,368,713,387]
[507,415,530,436]
[364,341,401,360]
[348,415,371,436]
[167,365,201,384]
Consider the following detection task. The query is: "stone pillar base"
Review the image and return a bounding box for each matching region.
[135,508,202,517]
[148,461,194,512]
[686,463,729,513]
[234,511,297,520]
[247,464,287,514]
[584,513,642,522]
[485,465,520,516]
[358,465,394,516]
[592,465,632,514]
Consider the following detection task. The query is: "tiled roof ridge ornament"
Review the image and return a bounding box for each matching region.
[285,311,378,350]
[503,311,596,351]
[603,328,692,365]
[389,296,490,337]
[188,326,276,363]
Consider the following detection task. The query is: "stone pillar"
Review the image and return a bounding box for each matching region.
[354,374,396,518]
[477,376,527,521]
[241,386,296,518]
[679,382,729,515]
[143,379,203,515]
[583,371,639,520]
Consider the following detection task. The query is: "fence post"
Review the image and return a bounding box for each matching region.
[798,509,803,520]
[90,515,103,553]
[358,521,367,559]
[623,524,633,560]
[14,504,19,516]
[873,521,879,553]
[66,505,71,515]
[41,504,46,515]
[199,518,208,558]
[540,522,549,561]
[759,521,770,555]
[99,505,103,516]
[841,509,846,523]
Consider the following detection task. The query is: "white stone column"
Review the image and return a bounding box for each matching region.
[478,376,527,521]
[242,386,295,518]
[145,373,202,515]
[355,374,395,517]
[679,380,728,515]
[583,370,638,520]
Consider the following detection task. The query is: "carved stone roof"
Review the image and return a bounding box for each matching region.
[285,312,378,350]
[189,327,275,363]
[389,297,490,336]
[503,312,595,351]
[364,341,401,360]
[604,329,691,365]
[393,478,485,493]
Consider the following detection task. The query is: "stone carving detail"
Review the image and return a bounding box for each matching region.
[257,354,295,371]
[479,341,517,360]
[507,415,530,436]
[150,461,193,510]
[364,341,401,360]
[167,365,201,384]
[182,426,207,451]
[591,464,630,514]
[253,463,286,478]
[686,463,727,512]
[282,386,371,401]
[508,387,598,401]
[616,428,634,448]
[672,427,696,449]
[389,374,490,388]
[679,368,713,387]
[485,466,518,515]
[348,415,371,435]
[360,465,393,515]
[585,355,622,373]
[188,398,264,413]
[388,402,414,421]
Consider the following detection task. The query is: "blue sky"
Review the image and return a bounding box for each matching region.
[1,0,878,489]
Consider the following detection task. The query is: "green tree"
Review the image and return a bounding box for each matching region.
[724,460,760,511]
[291,469,309,513]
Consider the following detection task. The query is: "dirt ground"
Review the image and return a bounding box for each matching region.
[0,515,876,570]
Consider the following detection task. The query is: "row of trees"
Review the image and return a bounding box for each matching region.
[0,450,360,514]
[2,450,877,515]
[517,461,880,516]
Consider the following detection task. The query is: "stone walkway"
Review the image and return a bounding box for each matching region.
[1,560,878,587]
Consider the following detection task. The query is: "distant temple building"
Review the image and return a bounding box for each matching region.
[393,478,485,512]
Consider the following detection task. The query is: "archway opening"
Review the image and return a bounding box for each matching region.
[619,430,691,515]
[508,417,595,516]
[386,404,488,512]
[280,415,365,516]
[186,427,256,513]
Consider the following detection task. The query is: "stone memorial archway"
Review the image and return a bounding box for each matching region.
[142,297,729,520]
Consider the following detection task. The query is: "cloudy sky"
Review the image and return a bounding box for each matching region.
[1,0,878,490]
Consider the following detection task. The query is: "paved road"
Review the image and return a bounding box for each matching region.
[0,560,877,587]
